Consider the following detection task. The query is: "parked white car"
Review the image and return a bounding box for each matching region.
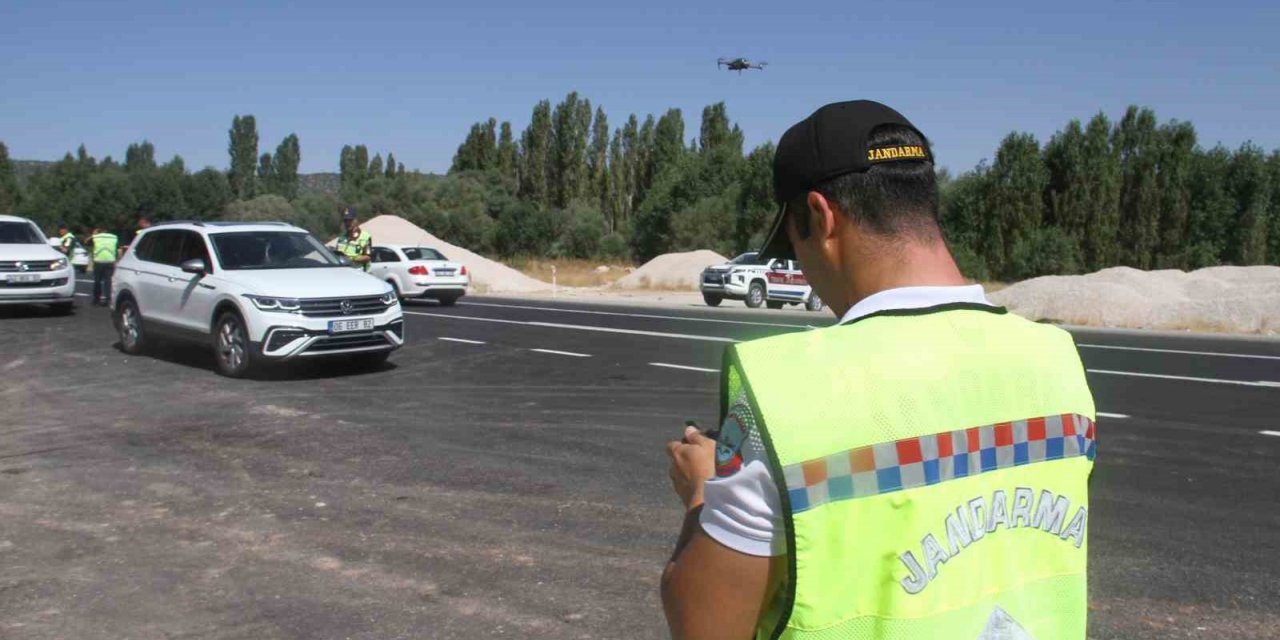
[369,244,469,305]
[111,221,404,377]
[0,214,76,313]
[699,252,824,311]
[47,236,90,272]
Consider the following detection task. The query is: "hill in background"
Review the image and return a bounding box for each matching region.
[15,158,341,196]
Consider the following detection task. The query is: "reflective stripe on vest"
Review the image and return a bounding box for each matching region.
[727,305,1096,640]
[91,233,118,263]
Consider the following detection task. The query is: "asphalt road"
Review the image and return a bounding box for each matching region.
[1,280,1278,639]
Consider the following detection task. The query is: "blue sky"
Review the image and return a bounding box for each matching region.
[2,0,1277,175]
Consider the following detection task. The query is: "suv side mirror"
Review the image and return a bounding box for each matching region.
[180,258,207,275]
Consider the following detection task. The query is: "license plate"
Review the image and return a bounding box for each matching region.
[434,269,455,276]
[328,318,375,334]
[8,274,39,283]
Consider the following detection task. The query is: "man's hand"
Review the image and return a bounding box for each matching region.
[666,426,716,510]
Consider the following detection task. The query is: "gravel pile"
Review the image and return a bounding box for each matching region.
[991,265,1280,334]
[352,216,551,293]
[611,250,729,291]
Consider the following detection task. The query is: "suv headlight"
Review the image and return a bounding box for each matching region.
[51,258,68,270]
[380,290,398,306]
[245,295,302,313]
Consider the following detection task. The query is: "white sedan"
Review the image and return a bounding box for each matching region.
[369,244,469,305]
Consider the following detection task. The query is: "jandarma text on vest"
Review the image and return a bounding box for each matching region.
[898,487,1086,595]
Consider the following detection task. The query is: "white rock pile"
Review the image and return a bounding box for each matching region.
[990,266,1280,334]
[612,250,729,291]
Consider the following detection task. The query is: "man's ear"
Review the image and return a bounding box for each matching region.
[806,191,839,241]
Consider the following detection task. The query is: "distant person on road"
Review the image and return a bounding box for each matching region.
[120,214,152,259]
[336,208,372,271]
[87,225,119,306]
[661,100,1098,639]
[56,221,75,257]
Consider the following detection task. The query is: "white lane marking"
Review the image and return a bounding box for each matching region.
[1097,412,1129,419]
[1087,369,1280,388]
[462,301,811,328]
[1078,343,1280,361]
[403,311,736,343]
[438,337,485,345]
[530,348,590,358]
[650,362,718,373]
[527,321,736,343]
[1261,430,1280,437]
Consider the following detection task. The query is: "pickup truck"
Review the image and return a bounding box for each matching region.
[699,252,824,312]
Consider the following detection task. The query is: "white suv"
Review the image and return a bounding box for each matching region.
[111,221,404,377]
[700,252,824,311]
[0,214,76,313]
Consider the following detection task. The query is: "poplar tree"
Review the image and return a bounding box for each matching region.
[497,121,517,181]
[228,115,259,199]
[384,152,397,180]
[125,141,157,172]
[1080,113,1122,270]
[1227,142,1272,265]
[369,153,384,179]
[1155,121,1197,268]
[1186,146,1234,268]
[274,134,301,200]
[0,142,19,211]
[650,109,685,184]
[518,100,552,207]
[257,152,275,195]
[986,132,1047,277]
[550,92,592,207]
[353,145,369,186]
[588,107,609,206]
[1268,151,1280,264]
[1113,106,1161,268]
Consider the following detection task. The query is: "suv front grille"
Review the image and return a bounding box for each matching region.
[1,277,67,289]
[297,295,387,318]
[0,260,58,272]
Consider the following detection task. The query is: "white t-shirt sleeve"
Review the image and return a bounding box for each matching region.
[699,393,785,557]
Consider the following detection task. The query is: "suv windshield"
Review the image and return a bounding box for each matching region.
[403,247,446,261]
[730,252,760,265]
[0,221,47,244]
[210,231,341,270]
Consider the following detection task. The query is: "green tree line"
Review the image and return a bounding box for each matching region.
[2,101,1277,278]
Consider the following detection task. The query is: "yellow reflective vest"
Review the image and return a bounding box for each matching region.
[90,232,118,264]
[725,304,1096,639]
[336,229,371,271]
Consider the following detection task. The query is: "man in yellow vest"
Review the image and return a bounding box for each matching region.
[56,221,75,257]
[661,100,1097,640]
[87,225,119,306]
[336,208,372,271]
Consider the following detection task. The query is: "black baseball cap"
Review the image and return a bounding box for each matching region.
[759,100,932,260]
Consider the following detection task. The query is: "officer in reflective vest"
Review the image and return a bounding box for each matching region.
[87,226,119,306]
[57,222,75,259]
[336,208,372,271]
[662,101,1097,640]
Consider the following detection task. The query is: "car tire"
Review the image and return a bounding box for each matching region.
[766,301,784,310]
[745,281,766,308]
[806,294,825,312]
[213,310,256,378]
[703,293,723,307]
[116,297,147,354]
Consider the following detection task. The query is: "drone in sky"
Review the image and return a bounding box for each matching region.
[717,57,767,73]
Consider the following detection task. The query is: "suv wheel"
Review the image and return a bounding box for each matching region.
[806,294,825,312]
[702,293,723,307]
[116,298,147,354]
[213,310,256,378]
[745,281,766,308]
